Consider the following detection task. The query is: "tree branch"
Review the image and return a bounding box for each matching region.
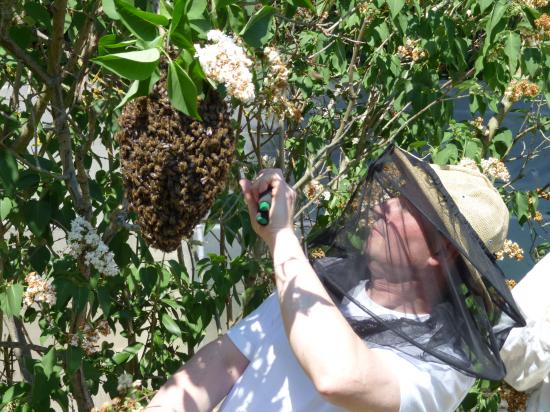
[74,108,95,220]
[48,3,94,411]
[12,88,52,153]
[1,144,68,180]
[3,317,34,383]
[293,18,369,191]
[48,0,68,79]
[65,0,101,75]
[0,340,48,353]
[0,35,53,86]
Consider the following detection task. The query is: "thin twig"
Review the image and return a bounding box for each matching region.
[13,88,52,153]
[0,35,53,86]
[0,341,48,353]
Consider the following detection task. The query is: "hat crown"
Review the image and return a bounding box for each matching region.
[429,164,509,253]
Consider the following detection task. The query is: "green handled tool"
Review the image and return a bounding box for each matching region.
[256,187,272,226]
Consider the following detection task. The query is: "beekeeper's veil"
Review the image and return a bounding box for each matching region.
[309,145,525,380]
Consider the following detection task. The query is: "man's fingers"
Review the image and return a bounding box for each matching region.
[254,169,284,198]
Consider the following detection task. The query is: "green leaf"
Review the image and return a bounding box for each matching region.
[479,0,493,13]
[0,197,14,220]
[21,199,52,236]
[215,0,237,8]
[288,0,315,12]
[115,0,168,41]
[504,31,521,74]
[463,139,483,161]
[162,313,182,336]
[187,0,207,19]
[113,343,143,364]
[433,144,458,165]
[138,265,158,295]
[98,34,137,55]
[386,0,405,18]
[523,48,541,77]
[93,48,160,80]
[29,246,51,273]
[114,74,161,110]
[171,0,188,34]
[168,61,200,118]
[24,3,52,30]
[97,286,111,317]
[4,283,24,317]
[1,384,27,405]
[515,192,530,224]
[240,5,276,48]
[40,347,56,379]
[73,286,89,314]
[374,21,390,43]
[0,149,19,193]
[65,346,83,376]
[493,129,513,157]
[116,80,140,109]
[486,1,507,43]
[189,18,211,36]
[103,0,121,19]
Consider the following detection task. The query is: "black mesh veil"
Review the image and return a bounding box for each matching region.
[308,145,525,380]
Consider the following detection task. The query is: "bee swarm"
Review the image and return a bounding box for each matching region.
[117,77,233,252]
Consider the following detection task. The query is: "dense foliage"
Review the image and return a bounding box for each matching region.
[0,0,548,410]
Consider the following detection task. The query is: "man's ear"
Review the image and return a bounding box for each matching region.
[427,241,458,267]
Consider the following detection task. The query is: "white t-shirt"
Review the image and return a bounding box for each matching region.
[222,283,474,412]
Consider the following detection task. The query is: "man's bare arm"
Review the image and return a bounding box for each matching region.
[146,335,249,412]
[271,229,400,412]
[240,172,400,412]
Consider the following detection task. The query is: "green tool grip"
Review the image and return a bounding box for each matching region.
[256,187,272,226]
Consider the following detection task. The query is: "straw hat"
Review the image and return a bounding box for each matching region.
[429,164,509,254]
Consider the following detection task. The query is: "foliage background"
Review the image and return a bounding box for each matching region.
[0,0,549,410]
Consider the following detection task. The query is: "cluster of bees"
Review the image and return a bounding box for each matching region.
[117,73,234,252]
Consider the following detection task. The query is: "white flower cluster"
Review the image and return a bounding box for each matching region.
[69,320,110,355]
[305,179,331,204]
[67,216,119,277]
[195,30,255,103]
[495,239,524,261]
[264,47,289,93]
[470,116,489,136]
[262,47,302,122]
[23,272,56,306]
[397,39,427,62]
[519,0,548,7]
[481,157,511,182]
[117,372,134,393]
[261,154,277,168]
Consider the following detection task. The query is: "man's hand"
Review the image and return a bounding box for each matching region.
[239,169,296,251]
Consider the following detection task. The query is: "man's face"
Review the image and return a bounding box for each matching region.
[365,197,438,279]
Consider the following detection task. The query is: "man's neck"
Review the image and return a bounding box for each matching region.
[367,270,444,315]
[366,279,429,314]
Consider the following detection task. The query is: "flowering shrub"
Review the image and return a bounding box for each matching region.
[0,0,549,411]
[67,216,119,277]
[194,30,255,103]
